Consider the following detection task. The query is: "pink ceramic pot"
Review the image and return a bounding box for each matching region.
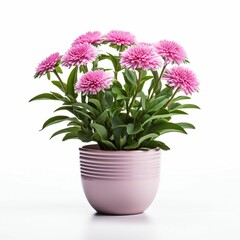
[79,144,160,215]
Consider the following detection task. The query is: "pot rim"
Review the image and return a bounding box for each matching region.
[79,144,160,153]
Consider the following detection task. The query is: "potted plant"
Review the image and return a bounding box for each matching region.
[30,30,199,215]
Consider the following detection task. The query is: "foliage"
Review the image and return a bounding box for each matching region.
[30,31,200,150]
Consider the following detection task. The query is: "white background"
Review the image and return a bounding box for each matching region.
[1,0,240,239]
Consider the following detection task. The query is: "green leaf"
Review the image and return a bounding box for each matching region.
[141,76,153,82]
[125,133,158,149]
[169,109,188,115]
[112,125,126,149]
[78,130,93,142]
[51,80,67,92]
[120,135,127,149]
[111,114,124,127]
[147,120,187,135]
[168,102,181,110]
[123,69,138,96]
[138,133,158,145]
[102,91,113,108]
[47,72,51,80]
[98,54,109,61]
[123,141,139,150]
[112,86,128,100]
[161,86,173,97]
[184,59,190,64]
[50,127,80,139]
[139,75,153,92]
[124,69,137,87]
[91,123,108,140]
[141,70,148,77]
[171,95,191,103]
[108,53,121,71]
[138,91,146,110]
[101,140,117,150]
[74,109,92,120]
[62,132,79,141]
[152,70,161,94]
[127,123,143,135]
[146,96,169,113]
[54,106,74,114]
[173,104,200,110]
[158,121,187,135]
[50,92,66,101]
[29,93,58,102]
[148,80,154,95]
[145,140,170,150]
[67,66,78,98]
[67,119,83,127]
[112,124,127,129]
[109,43,119,50]
[111,115,124,149]
[88,99,102,111]
[55,66,63,74]
[142,113,177,126]
[73,102,98,117]
[40,116,70,130]
[92,58,99,70]
[96,109,109,124]
[177,122,195,129]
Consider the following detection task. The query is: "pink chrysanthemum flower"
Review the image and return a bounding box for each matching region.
[35,52,60,77]
[120,44,161,70]
[105,30,136,46]
[62,43,97,67]
[72,31,102,46]
[155,40,186,65]
[75,70,112,95]
[163,66,199,94]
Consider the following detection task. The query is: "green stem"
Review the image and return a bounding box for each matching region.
[92,59,98,70]
[120,44,124,52]
[53,70,67,93]
[81,93,86,103]
[82,65,88,73]
[163,87,180,109]
[126,70,142,119]
[125,99,129,116]
[149,64,167,99]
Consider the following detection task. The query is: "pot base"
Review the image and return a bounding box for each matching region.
[81,176,159,215]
